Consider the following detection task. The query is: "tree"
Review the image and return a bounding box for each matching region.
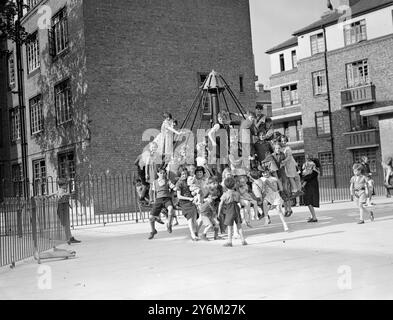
[0,0,29,42]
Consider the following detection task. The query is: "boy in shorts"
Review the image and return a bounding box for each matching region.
[148,168,177,239]
[350,163,375,224]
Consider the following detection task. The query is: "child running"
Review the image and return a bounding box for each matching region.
[148,168,177,240]
[218,177,247,247]
[350,163,375,224]
[260,167,289,232]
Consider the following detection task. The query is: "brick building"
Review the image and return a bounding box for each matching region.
[266,0,393,180]
[0,0,255,196]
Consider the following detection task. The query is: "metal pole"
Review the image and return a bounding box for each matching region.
[15,0,29,198]
[323,25,337,188]
[210,90,220,124]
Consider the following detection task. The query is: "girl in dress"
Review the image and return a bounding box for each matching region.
[218,177,247,247]
[260,168,289,232]
[158,112,182,162]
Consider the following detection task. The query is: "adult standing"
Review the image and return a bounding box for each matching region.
[382,157,393,198]
[302,154,320,223]
[208,111,233,178]
[57,179,81,244]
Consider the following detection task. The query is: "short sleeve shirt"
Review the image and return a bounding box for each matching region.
[221,190,241,204]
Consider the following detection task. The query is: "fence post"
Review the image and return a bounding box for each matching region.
[31,197,38,253]
[17,198,23,238]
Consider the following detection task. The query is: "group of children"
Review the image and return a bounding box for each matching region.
[137,110,382,247]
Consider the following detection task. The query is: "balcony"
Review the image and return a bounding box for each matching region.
[343,129,380,150]
[341,84,376,108]
[271,104,302,123]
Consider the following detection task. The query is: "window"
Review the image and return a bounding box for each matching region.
[319,152,334,176]
[8,52,16,88]
[346,59,369,88]
[353,149,377,172]
[33,159,46,196]
[11,164,23,197]
[291,50,297,68]
[30,95,43,135]
[58,150,75,180]
[55,80,72,124]
[199,73,211,115]
[349,107,375,132]
[344,19,367,46]
[239,76,244,93]
[10,108,21,142]
[49,7,69,57]
[26,32,40,73]
[279,54,285,72]
[311,33,325,55]
[281,84,299,107]
[315,111,331,136]
[312,70,327,95]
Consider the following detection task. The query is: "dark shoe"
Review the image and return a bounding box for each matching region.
[307,218,318,223]
[286,210,293,218]
[242,240,248,246]
[69,237,81,244]
[370,212,375,222]
[223,242,233,247]
[155,217,165,225]
[173,221,179,226]
[167,223,173,234]
[148,229,158,240]
[214,228,219,240]
[357,220,365,225]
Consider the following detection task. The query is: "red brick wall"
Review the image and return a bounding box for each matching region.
[83,0,256,174]
[298,34,393,166]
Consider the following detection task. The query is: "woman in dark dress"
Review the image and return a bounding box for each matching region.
[302,154,320,223]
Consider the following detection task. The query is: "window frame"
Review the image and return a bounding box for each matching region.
[50,7,69,57]
[10,107,21,143]
[26,31,40,74]
[310,32,325,55]
[346,59,369,88]
[315,111,331,136]
[279,53,285,72]
[29,94,44,135]
[8,51,16,89]
[32,158,47,196]
[281,83,299,108]
[344,19,367,46]
[319,152,334,177]
[312,70,327,96]
[291,50,297,69]
[54,79,73,125]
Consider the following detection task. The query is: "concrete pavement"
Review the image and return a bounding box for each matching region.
[1,197,393,300]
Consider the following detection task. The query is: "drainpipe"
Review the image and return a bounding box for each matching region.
[322,25,337,188]
[15,0,29,198]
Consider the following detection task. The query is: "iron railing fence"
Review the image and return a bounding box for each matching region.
[318,162,387,203]
[0,196,67,267]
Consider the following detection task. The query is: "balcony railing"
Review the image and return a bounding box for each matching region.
[343,128,379,150]
[341,84,376,107]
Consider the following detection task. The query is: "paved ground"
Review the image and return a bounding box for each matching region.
[1,197,393,300]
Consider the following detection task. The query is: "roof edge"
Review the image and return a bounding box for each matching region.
[293,1,393,36]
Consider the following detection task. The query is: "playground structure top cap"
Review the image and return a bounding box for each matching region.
[203,70,226,92]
